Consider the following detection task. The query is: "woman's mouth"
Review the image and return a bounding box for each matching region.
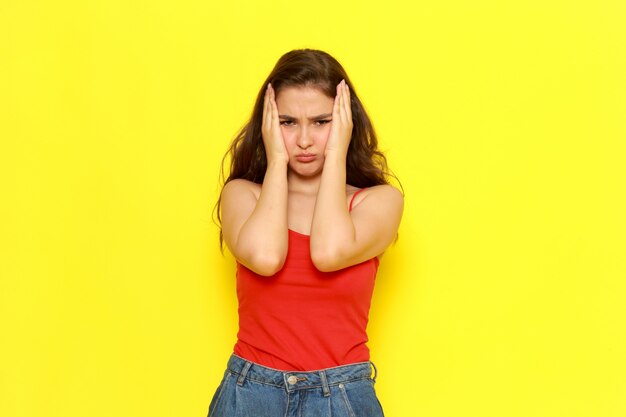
[295,154,316,163]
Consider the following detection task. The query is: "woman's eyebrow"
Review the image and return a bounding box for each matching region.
[278,113,332,120]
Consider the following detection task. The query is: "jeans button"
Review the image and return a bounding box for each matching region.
[287,375,298,385]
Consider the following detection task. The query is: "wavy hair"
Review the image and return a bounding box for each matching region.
[214,48,401,251]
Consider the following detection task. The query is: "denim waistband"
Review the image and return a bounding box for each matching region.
[226,353,378,396]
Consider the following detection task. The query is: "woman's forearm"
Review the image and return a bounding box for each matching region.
[236,160,289,275]
[310,152,355,268]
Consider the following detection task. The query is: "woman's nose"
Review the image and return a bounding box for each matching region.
[296,127,312,149]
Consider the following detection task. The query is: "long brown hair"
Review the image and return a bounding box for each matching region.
[214,49,401,250]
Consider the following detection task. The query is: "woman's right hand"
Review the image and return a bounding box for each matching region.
[261,83,289,164]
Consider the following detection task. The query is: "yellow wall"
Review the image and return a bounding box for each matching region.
[1,1,625,416]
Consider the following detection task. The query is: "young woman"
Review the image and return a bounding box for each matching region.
[208,49,403,417]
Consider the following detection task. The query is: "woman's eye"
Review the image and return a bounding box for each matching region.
[279,120,330,126]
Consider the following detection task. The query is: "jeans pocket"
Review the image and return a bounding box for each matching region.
[338,382,357,417]
[208,371,232,417]
[369,379,385,416]
[338,379,384,417]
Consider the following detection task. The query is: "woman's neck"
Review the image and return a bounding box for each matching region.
[286,170,323,196]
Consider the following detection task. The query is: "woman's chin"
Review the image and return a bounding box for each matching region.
[287,163,323,178]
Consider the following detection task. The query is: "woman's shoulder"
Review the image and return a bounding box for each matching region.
[348,184,404,211]
[223,178,262,198]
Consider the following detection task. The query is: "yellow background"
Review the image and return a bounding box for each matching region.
[1,1,625,416]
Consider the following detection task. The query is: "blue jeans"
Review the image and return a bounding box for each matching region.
[207,353,385,417]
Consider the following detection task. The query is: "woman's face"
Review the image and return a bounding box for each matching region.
[275,86,334,177]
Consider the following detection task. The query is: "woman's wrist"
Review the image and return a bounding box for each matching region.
[265,158,289,171]
[323,149,347,165]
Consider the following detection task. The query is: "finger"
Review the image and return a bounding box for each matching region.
[269,84,279,128]
[339,80,348,123]
[343,81,350,103]
[263,84,271,128]
[270,85,280,127]
[339,81,345,120]
[332,82,341,121]
[344,81,352,122]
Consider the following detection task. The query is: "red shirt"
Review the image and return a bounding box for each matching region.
[233,189,380,371]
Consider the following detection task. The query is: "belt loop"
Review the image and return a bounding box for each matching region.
[319,370,331,397]
[370,361,378,384]
[237,360,252,386]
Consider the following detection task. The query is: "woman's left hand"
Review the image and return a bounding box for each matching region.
[324,79,353,157]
